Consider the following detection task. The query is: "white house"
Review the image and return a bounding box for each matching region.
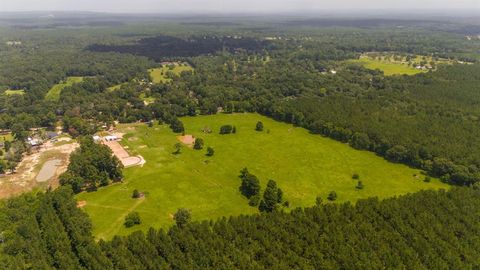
[104,135,118,141]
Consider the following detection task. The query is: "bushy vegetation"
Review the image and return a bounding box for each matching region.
[2,186,480,269]
[59,137,123,192]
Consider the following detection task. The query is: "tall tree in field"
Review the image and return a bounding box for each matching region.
[193,138,204,150]
[255,121,264,131]
[174,208,191,228]
[259,180,282,212]
[206,146,215,156]
[239,168,261,198]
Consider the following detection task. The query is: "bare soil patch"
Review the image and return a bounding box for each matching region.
[0,140,79,198]
[177,134,195,146]
[104,140,145,168]
[77,200,87,208]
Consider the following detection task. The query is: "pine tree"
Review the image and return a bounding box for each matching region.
[259,180,280,212]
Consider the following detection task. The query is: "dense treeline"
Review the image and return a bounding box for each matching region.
[59,137,123,193]
[87,35,274,60]
[2,186,480,269]
[265,64,480,185]
[0,187,112,269]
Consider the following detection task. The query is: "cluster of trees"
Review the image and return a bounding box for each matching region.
[2,186,480,269]
[239,168,285,211]
[169,118,185,133]
[59,137,123,193]
[124,212,141,228]
[219,124,236,134]
[239,168,261,206]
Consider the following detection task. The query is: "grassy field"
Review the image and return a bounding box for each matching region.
[3,89,25,96]
[350,53,458,76]
[351,57,425,76]
[77,113,448,239]
[149,63,193,84]
[45,77,84,101]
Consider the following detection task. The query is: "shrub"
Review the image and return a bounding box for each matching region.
[124,212,141,228]
[424,176,431,183]
[220,125,233,134]
[328,191,337,201]
[352,173,359,180]
[206,147,215,156]
[255,121,264,131]
[356,181,364,190]
[193,138,204,150]
[132,189,141,198]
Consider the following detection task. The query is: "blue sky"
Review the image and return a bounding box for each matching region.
[1,0,479,13]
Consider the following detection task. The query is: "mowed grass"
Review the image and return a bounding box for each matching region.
[351,58,424,76]
[3,89,25,96]
[45,77,84,101]
[149,63,193,84]
[77,113,448,240]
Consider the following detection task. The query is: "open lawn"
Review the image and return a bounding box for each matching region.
[351,57,425,76]
[3,89,25,96]
[350,53,459,76]
[45,77,84,101]
[77,113,448,240]
[149,63,193,84]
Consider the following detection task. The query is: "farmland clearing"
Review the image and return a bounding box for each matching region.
[77,113,448,240]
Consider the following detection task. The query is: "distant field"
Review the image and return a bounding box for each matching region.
[3,89,25,96]
[351,58,425,76]
[77,113,448,240]
[149,63,193,84]
[350,54,458,76]
[45,77,84,101]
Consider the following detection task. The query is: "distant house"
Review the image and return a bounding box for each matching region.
[27,137,42,146]
[92,135,101,142]
[46,132,58,139]
[104,135,118,142]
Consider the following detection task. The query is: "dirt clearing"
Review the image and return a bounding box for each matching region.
[177,135,195,146]
[104,140,145,168]
[0,140,79,199]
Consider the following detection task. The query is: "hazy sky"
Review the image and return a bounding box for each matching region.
[1,0,479,13]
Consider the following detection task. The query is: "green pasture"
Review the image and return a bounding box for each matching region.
[77,113,448,239]
[149,63,193,84]
[45,76,84,101]
[351,57,425,76]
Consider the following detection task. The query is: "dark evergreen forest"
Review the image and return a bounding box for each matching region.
[1,187,479,269]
